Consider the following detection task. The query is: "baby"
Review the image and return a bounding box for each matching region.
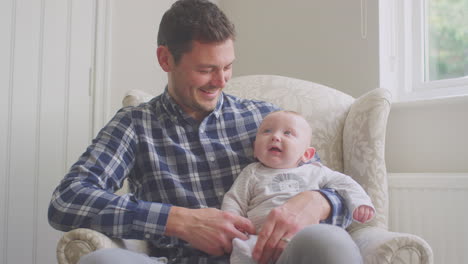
[221,110,375,264]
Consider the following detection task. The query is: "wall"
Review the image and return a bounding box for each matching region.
[388,173,468,263]
[108,0,379,111]
[220,0,380,99]
[108,0,173,114]
[387,97,468,173]
[108,0,221,115]
[0,0,95,263]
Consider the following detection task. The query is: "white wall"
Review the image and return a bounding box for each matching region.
[108,0,221,115]
[107,0,378,111]
[220,0,380,99]
[0,0,95,263]
[108,0,174,114]
[386,97,468,172]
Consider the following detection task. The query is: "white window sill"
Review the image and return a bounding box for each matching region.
[392,93,468,109]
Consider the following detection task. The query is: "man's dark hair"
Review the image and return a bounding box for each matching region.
[157,0,236,64]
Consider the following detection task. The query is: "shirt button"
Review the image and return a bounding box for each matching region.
[145,233,151,239]
[209,156,215,162]
[217,191,224,196]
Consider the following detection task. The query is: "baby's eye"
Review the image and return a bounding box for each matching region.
[284,131,292,135]
[263,129,272,133]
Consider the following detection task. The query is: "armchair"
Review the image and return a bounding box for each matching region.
[56,75,433,264]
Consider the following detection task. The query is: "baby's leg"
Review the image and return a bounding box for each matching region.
[230,235,258,264]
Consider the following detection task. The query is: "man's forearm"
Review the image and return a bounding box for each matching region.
[313,190,332,221]
[164,206,188,237]
[48,176,171,239]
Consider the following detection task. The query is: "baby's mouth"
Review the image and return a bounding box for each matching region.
[269,147,282,152]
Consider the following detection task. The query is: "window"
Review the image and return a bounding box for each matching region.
[425,0,468,82]
[379,0,468,102]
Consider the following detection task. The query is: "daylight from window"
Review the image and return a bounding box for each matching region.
[425,0,468,82]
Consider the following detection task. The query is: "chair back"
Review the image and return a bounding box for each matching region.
[226,74,355,173]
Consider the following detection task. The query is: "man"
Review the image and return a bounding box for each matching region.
[48,1,361,263]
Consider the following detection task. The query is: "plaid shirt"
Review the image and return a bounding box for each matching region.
[48,89,351,263]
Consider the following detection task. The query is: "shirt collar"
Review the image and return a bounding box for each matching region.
[161,87,223,124]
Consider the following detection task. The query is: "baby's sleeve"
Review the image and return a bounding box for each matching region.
[221,163,256,216]
[319,166,375,222]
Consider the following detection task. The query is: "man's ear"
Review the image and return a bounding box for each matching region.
[301,147,316,162]
[157,46,172,72]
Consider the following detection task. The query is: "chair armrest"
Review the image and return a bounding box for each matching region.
[57,228,151,264]
[350,227,433,264]
[343,88,392,230]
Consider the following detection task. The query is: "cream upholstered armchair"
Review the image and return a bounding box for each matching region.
[56,75,433,264]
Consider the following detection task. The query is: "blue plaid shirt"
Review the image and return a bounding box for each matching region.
[48,89,351,263]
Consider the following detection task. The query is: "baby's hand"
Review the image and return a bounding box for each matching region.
[353,205,374,223]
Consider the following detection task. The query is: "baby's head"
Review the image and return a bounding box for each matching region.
[254,111,315,169]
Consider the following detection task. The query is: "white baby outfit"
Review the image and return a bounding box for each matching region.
[221,162,374,264]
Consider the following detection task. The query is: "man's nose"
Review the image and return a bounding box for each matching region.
[211,70,227,88]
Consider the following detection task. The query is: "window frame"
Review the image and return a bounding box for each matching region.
[379,0,468,102]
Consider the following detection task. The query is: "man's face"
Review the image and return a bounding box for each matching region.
[254,112,312,169]
[166,39,235,121]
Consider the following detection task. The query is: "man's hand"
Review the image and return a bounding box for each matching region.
[252,191,331,264]
[165,207,255,256]
[353,205,374,223]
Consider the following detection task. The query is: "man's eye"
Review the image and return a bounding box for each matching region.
[198,68,212,74]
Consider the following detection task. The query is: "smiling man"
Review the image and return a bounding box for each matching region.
[48,1,359,263]
[158,39,235,121]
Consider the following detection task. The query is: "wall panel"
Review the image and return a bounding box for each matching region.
[0,0,15,262]
[6,0,42,262]
[389,173,468,264]
[34,0,70,262]
[0,0,95,263]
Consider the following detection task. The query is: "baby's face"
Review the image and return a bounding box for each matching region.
[254,112,312,169]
